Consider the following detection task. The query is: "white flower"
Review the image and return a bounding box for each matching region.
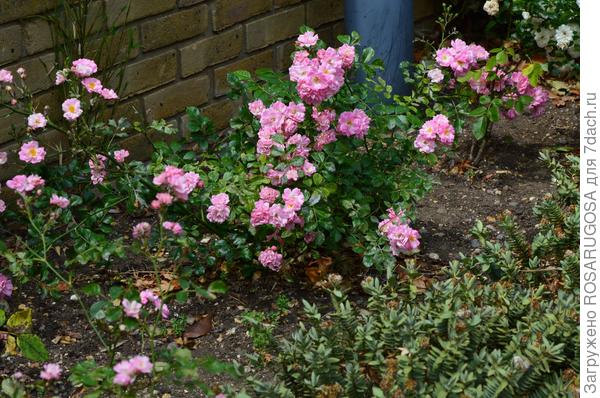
[555,24,574,49]
[427,68,444,83]
[534,28,553,48]
[522,11,530,20]
[483,0,500,16]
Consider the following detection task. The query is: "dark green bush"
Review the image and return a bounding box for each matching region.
[231,153,579,398]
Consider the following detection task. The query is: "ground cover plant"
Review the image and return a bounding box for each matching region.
[0,2,579,396]
[229,153,580,397]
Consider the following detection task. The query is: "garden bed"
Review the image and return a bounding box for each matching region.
[0,101,579,395]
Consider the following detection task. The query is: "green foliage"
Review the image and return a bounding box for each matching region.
[490,0,579,76]
[1,307,49,362]
[467,152,579,288]
[242,295,292,352]
[232,154,579,397]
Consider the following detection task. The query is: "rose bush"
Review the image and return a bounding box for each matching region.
[147,28,446,272]
[398,8,548,164]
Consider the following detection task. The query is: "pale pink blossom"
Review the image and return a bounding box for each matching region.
[71,58,97,77]
[27,113,47,130]
[50,194,70,209]
[161,304,170,319]
[0,69,13,83]
[0,152,6,165]
[100,88,118,100]
[132,222,151,239]
[122,299,142,319]
[55,70,67,85]
[113,372,132,386]
[89,154,107,185]
[251,199,271,226]
[82,77,103,93]
[337,109,371,139]
[140,289,159,306]
[162,221,183,235]
[258,246,283,271]
[129,355,153,374]
[40,363,61,381]
[259,186,280,203]
[297,31,319,47]
[207,193,230,223]
[248,99,265,117]
[6,174,44,194]
[0,273,13,299]
[0,200,5,214]
[62,98,83,121]
[18,141,46,164]
[113,149,129,163]
[337,44,355,68]
[427,68,444,83]
[282,187,304,211]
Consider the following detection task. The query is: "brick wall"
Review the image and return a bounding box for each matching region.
[0,0,343,159]
[0,0,437,166]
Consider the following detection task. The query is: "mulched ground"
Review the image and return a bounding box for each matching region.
[0,102,579,397]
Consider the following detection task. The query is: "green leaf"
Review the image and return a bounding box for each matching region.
[312,173,324,185]
[109,285,124,300]
[308,191,321,206]
[208,280,228,295]
[89,301,108,320]
[488,104,500,123]
[0,309,5,327]
[2,378,26,398]
[82,283,102,296]
[496,50,508,65]
[472,116,488,141]
[522,63,544,86]
[290,156,305,167]
[362,47,375,63]
[17,334,48,362]
[469,106,487,117]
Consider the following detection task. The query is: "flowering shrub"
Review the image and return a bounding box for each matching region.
[403,10,548,164]
[484,0,580,76]
[149,28,440,272]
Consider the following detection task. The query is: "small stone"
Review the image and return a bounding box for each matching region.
[470,239,480,248]
[509,201,518,207]
[427,252,440,261]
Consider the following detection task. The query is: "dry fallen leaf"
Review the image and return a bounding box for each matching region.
[183,313,213,339]
[305,257,332,283]
[413,277,429,292]
[133,271,181,293]
[52,334,78,345]
[449,160,475,175]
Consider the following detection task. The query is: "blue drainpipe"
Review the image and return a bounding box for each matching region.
[344,0,414,95]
